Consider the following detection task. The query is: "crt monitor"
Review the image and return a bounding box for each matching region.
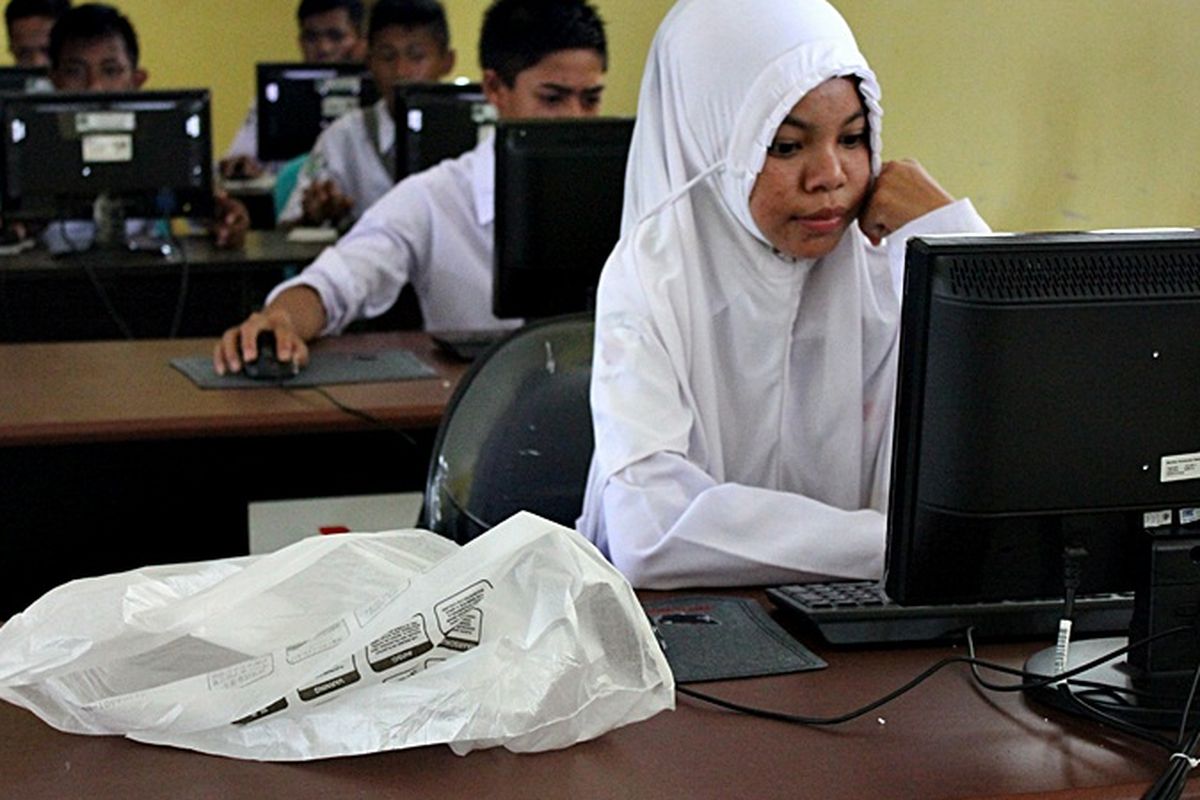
[0,89,213,223]
[492,117,634,319]
[0,66,51,94]
[393,82,494,182]
[256,62,377,162]
[889,229,1200,727]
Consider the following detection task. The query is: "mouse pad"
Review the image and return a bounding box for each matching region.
[170,348,437,389]
[643,595,826,683]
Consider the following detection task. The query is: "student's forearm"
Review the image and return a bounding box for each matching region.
[264,285,328,341]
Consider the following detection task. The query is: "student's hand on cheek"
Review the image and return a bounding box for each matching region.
[858,159,954,245]
[212,191,249,249]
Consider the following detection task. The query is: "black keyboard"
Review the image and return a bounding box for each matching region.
[766,581,1134,645]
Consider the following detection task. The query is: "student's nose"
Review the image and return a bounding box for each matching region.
[803,144,846,193]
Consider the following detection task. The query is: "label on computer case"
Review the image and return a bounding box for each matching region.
[1161,452,1200,483]
[1143,509,1173,529]
[81,134,132,163]
[1181,508,1200,526]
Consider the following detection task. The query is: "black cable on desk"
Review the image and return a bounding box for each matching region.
[678,625,1190,746]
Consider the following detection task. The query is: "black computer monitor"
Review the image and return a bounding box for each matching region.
[0,89,213,223]
[393,82,494,183]
[0,66,51,94]
[256,62,377,162]
[492,117,634,320]
[889,229,1200,727]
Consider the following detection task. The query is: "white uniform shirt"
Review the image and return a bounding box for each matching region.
[267,133,520,334]
[277,99,396,226]
[224,103,258,162]
[578,0,990,589]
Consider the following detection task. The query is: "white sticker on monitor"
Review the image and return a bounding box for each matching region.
[1162,452,1200,483]
[81,134,133,163]
[317,76,361,95]
[1143,509,1173,529]
[75,111,136,133]
[320,95,357,119]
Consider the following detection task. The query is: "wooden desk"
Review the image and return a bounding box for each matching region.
[0,333,468,615]
[0,230,324,341]
[0,601,1194,800]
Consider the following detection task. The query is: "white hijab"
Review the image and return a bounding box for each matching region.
[581,0,899,547]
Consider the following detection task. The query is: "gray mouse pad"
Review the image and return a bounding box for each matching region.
[170,349,437,389]
[643,595,826,683]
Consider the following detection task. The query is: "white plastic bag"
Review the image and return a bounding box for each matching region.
[0,512,675,760]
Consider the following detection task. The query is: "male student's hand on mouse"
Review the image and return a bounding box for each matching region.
[301,179,355,227]
[858,159,954,246]
[213,309,309,376]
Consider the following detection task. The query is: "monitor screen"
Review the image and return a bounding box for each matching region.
[256,62,377,162]
[493,117,634,320]
[0,89,213,222]
[0,66,51,94]
[887,229,1200,723]
[393,82,494,182]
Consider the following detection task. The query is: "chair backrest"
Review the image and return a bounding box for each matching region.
[423,313,595,543]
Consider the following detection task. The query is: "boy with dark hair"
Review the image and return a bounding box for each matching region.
[48,0,140,89]
[220,0,367,180]
[46,3,248,249]
[215,0,608,374]
[296,0,366,63]
[279,0,456,227]
[5,0,69,67]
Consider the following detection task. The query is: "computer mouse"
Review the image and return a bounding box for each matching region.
[242,330,296,381]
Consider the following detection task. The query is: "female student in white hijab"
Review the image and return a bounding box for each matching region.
[578,0,990,589]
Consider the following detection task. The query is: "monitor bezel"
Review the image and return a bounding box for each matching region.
[491,116,635,320]
[0,88,214,222]
[255,61,376,162]
[885,229,1200,606]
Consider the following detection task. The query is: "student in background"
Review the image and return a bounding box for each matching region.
[46,3,248,249]
[5,0,69,67]
[214,0,607,373]
[278,0,456,229]
[577,0,990,589]
[219,0,368,181]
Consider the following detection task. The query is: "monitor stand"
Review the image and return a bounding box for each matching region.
[1025,638,1192,730]
[89,192,176,257]
[1025,530,1200,731]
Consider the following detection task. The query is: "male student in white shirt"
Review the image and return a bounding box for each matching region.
[45,2,248,251]
[218,0,368,181]
[277,0,456,229]
[214,0,608,373]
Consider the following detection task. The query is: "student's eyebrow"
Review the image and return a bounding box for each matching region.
[538,82,606,94]
[779,108,866,130]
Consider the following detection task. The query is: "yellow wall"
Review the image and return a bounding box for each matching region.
[9,1,1199,232]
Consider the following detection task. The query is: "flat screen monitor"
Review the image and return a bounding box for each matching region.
[256,62,377,162]
[0,89,213,222]
[493,117,634,320]
[0,66,51,94]
[889,229,1200,727]
[394,82,494,182]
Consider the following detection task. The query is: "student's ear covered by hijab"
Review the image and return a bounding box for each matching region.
[579,0,989,589]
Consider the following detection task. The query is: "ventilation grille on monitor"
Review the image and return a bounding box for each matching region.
[943,250,1200,302]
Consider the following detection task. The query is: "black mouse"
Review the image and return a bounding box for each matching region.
[242,330,296,380]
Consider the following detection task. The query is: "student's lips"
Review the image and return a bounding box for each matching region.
[793,209,848,234]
